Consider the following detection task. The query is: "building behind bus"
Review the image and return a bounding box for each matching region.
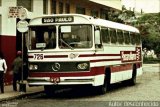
[0,0,122,84]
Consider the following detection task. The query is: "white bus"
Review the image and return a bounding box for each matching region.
[27,14,142,95]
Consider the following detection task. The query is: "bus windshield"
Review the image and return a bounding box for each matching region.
[59,25,92,49]
[29,25,56,50]
[29,25,92,50]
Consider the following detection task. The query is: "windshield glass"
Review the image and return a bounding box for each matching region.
[29,26,56,50]
[59,25,92,49]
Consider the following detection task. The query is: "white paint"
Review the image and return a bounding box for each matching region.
[89,0,122,10]
[0,0,17,35]
[0,0,44,36]
[28,75,105,86]
[111,70,132,84]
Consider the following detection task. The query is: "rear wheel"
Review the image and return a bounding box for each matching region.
[129,65,137,85]
[97,68,110,94]
[98,77,108,94]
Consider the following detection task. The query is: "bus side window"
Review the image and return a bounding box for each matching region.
[135,33,141,45]
[101,28,110,43]
[110,29,117,44]
[117,30,124,44]
[124,31,130,44]
[130,32,136,45]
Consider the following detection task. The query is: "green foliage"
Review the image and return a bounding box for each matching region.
[143,57,160,64]
[136,13,160,54]
[108,6,160,54]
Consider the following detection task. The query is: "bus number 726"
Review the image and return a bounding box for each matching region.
[33,54,44,60]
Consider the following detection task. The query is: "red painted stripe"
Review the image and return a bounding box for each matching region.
[90,58,121,62]
[28,54,121,63]
[79,54,120,57]
[44,55,68,58]
[111,64,132,73]
[28,54,120,58]
[28,55,33,58]
[28,55,68,58]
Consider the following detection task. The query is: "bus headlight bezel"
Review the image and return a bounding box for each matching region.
[77,62,89,70]
[29,64,38,70]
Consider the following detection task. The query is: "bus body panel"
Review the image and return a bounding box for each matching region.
[27,14,143,91]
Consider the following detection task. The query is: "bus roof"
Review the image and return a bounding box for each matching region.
[29,14,139,33]
[93,18,139,33]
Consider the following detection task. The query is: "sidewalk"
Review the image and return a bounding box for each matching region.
[143,64,160,72]
[0,83,44,102]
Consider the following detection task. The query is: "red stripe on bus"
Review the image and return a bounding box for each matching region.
[28,56,33,58]
[44,55,68,58]
[28,54,120,58]
[111,64,132,73]
[90,58,121,62]
[79,54,120,57]
[28,55,68,58]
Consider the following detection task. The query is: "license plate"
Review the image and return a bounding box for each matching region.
[50,77,60,84]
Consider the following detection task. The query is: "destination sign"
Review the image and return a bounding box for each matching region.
[42,16,74,23]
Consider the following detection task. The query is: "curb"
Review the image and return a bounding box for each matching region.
[0,91,44,102]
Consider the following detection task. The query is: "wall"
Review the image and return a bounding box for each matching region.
[0,0,44,85]
[0,0,17,85]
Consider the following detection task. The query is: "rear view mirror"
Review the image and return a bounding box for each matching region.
[95,30,101,45]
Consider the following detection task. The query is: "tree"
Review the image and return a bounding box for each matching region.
[108,6,160,54]
[136,13,160,54]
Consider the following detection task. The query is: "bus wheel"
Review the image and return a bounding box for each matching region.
[97,76,110,94]
[97,69,110,94]
[98,77,108,94]
[130,65,137,85]
[44,85,55,96]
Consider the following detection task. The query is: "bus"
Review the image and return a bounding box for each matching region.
[27,14,142,95]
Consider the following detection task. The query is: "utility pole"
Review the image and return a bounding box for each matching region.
[17,7,29,92]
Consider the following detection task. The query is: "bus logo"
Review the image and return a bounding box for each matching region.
[52,63,61,71]
[69,53,78,59]
[121,47,141,62]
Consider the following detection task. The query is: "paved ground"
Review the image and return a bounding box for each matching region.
[142,64,160,72]
[0,72,159,107]
[0,64,160,104]
[0,84,43,102]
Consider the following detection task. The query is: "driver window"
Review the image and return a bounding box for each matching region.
[44,32,49,45]
[45,32,56,48]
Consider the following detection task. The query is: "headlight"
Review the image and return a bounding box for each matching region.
[77,63,88,70]
[29,64,38,70]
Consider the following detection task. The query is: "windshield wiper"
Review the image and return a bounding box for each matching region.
[60,39,73,50]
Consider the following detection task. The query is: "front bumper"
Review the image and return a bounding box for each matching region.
[27,75,105,86]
